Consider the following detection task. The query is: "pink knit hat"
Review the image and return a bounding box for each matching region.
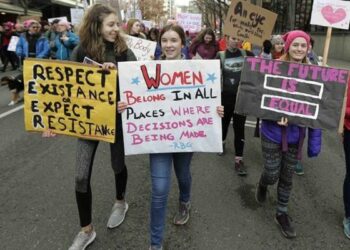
[23,19,38,29]
[58,20,71,30]
[3,21,14,29]
[282,30,310,52]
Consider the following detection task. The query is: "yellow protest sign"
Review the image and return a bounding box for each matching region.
[23,58,117,143]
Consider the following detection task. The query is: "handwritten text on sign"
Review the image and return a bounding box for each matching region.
[310,0,350,30]
[23,59,117,143]
[118,60,222,155]
[235,58,349,130]
[223,0,277,45]
[176,13,202,33]
[125,35,157,61]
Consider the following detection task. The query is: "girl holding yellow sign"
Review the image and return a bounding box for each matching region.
[44,4,137,250]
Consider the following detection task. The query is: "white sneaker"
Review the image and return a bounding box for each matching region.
[8,100,17,106]
[107,201,129,228]
[68,229,96,250]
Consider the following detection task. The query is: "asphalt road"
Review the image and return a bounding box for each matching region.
[1,62,350,249]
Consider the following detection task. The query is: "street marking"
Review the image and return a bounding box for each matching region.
[0,104,24,119]
[246,120,257,128]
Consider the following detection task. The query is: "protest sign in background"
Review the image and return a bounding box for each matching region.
[23,59,117,143]
[135,9,142,20]
[176,13,202,33]
[119,60,222,155]
[125,35,157,61]
[223,0,277,46]
[70,8,85,26]
[18,16,41,23]
[235,58,349,130]
[142,20,153,29]
[311,0,350,30]
[8,36,19,52]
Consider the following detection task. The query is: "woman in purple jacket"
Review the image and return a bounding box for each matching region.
[255,30,322,239]
[189,28,218,59]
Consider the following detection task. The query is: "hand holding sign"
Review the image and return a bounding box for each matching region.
[101,62,117,71]
[118,101,128,113]
[277,117,288,126]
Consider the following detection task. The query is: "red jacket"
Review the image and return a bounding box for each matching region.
[218,38,226,51]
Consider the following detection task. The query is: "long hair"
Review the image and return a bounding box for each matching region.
[126,18,140,35]
[79,4,128,62]
[148,28,159,42]
[191,28,216,46]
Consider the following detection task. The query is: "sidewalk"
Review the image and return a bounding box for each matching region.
[327,58,350,70]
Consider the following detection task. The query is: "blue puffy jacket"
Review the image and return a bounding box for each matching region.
[54,31,79,60]
[16,33,50,59]
[261,120,322,157]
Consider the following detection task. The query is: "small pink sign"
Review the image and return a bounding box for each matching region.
[311,0,350,30]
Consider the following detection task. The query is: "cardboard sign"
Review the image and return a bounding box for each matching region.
[235,57,349,130]
[124,35,157,61]
[23,59,117,143]
[118,60,222,155]
[70,8,85,26]
[223,0,277,45]
[176,13,202,33]
[8,36,19,52]
[18,16,41,23]
[310,0,350,30]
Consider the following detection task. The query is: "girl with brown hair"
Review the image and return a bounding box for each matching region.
[44,4,136,250]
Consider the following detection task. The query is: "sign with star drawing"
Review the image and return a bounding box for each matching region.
[118,60,222,155]
[310,0,350,29]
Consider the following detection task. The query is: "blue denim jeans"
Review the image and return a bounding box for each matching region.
[149,152,193,247]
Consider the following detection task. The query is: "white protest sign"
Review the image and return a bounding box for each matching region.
[70,8,84,26]
[124,35,157,61]
[119,60,222,155]
[176,13,202,33]
[310,0,350,30]
[142,20,153,29]
[135,9,142,20]
[48,16,68,24]
[8,36,19,52]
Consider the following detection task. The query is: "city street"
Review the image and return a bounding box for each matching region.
[1,59,350,249]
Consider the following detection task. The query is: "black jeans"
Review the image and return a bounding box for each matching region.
[75,123,127,227]
[221,93,246,157]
